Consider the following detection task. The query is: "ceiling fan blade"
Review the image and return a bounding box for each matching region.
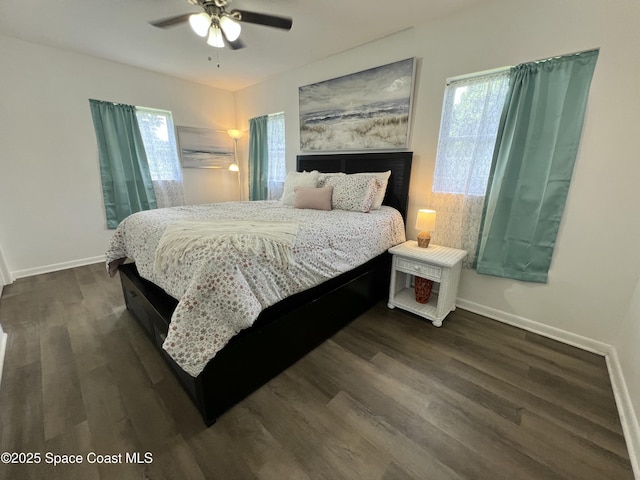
[220,28,246,50]
[150,13,193,29]
[231,9,293,30]
[227,38,246,50]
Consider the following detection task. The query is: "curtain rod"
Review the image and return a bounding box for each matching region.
[528,47,599,65]
[447,66,511,85]
[445,47,599,85]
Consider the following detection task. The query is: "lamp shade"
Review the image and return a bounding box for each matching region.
[415,209,437,231]
[219,15,242,42]
[227,129,243,139]
[189,12,211,37]
[207,25,225,48]
[416,209,436,248]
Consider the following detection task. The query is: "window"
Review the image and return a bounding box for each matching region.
[266,112,286,200]
[135,107,184,208]
[429,69,510,266]
[432,71,510,196]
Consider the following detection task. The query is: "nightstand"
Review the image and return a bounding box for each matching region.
[387,241,467,327]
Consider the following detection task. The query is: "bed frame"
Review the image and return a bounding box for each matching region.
[118,151,413,425]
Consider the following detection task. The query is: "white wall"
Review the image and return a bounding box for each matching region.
[0,244,10,291]
[234,0,640,465]
[0,34,239,278]
[615,273,640,470]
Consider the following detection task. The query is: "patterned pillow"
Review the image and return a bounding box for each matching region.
[324,175,381,212]
[317,172,345,187]
[280,170,320,205]
[318,171,390,209]
[353,171,391,210]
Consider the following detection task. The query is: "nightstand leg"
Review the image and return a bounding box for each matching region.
[387,303,395,309]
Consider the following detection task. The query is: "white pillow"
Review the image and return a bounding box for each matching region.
[324,175,381,213]
[353,171,391,210]
[280,170,320,205]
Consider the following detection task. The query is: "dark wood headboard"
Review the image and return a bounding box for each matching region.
[296,151,413,220]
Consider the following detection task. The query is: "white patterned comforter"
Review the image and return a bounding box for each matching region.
[106,201,406,376]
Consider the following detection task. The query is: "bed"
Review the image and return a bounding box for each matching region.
[111,151,412,425]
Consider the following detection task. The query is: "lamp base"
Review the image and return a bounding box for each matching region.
[417,231,431,248]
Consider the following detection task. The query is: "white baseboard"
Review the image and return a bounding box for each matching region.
[456,297,610,355]
[456,297,640,480]
[606,348,640,479]
[11,255,105,280]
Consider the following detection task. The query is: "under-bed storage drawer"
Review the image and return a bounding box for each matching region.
[119,264,199,400]
[121,273,154,337]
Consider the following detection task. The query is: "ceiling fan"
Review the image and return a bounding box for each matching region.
[150,0,293,50]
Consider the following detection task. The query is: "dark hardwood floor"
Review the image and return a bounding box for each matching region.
[0,263,634,480]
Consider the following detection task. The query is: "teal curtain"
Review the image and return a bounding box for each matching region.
[89,100,157,228]
[475,49,599,283]
[248,115,269,201]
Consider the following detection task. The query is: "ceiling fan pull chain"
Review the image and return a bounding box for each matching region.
[208,52,221,68]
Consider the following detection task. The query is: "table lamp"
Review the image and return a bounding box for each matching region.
[416,209,436,248]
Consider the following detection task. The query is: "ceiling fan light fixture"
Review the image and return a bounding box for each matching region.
[189,12,211,37]
[219,15,242,42]
[207,25,225,48]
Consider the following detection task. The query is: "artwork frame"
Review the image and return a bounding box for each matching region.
[176,126,234,169]
[299,58,417,152]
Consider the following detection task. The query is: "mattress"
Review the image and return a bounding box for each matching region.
[106,200,406,376]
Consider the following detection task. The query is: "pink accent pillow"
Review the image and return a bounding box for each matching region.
[293,186,334,211]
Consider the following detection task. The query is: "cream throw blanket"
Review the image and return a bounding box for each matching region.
[154,219,299,273]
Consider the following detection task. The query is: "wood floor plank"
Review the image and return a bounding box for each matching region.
[243,385,351,479]
[0,263,634,480]
[187,420,260,479]
[273,370,392,480]
[354,305,625,435]
[40,324,86,441]
[0,361,44,452]
[443,356,630,459]
[368,352,566,480]
[327,391,465,480]
[0,293,41,369]
[141,434,206,480]
[450,310,612,388]
[359,309,630,456]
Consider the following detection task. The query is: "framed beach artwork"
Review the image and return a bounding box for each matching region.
[176,126,235,168]
[299,58,417,151]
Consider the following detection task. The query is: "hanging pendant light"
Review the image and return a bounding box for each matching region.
[189,12,211,37]
[207,25,225,48]
[219,15,241,42]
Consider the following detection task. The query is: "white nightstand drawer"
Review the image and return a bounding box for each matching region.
[396,258,442,280]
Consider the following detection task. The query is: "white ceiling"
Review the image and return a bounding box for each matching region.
[0,0,488,92]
